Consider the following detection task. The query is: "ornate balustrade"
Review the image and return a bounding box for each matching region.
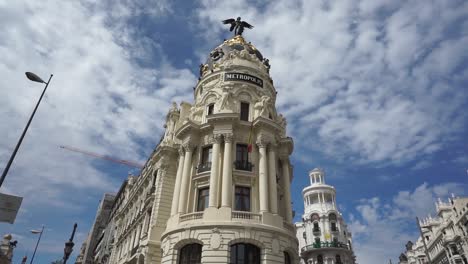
[179,212,204,222]
[232,211,262,221]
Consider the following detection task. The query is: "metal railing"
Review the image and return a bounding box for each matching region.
[234,160,254,171]
[179,212,204,222]
[301,241,350,252]
[197,162,211,173]
[232,211,262,221]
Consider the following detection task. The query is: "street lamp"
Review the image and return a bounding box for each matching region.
[63,223,77,264]
[0,72,53,188]
[29,225,45,264]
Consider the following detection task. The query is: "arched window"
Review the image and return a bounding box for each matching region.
[317,254,323,264]
[284,251,291,264]
[336,254,342,264]
[230,243,260,264]
[179,244,202,264]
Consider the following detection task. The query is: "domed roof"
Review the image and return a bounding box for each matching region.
[205,35,264,67]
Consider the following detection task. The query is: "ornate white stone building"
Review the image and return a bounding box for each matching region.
[398,196,468,264]
[295,168,356,264]
[78,32,298,264]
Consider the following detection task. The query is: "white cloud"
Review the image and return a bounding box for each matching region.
[196,0,468,165]
[349,182,466,263]
[0,0,195,238]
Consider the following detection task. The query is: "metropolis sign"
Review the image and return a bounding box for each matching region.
[224,72,263,88]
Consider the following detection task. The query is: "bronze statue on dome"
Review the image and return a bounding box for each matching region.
[222,17,253,36]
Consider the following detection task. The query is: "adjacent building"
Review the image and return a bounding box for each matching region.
[78,30,298,263]
[76,193,116,264]
[295,168,356,264]
[398,195,468,264]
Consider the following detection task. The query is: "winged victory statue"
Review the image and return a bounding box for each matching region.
[222,17,253,36]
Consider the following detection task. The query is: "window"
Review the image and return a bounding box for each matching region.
[284,252,291,264]
[240,102,249,121]
[197,187,209,211]
[317,254,323,264]
[198,146,212,173]
[207,104,214,115]
[313,222,320,232]
[235,144,252,171]
[331,222,337,232]
[336,255,342,264]
[230,243,260,264]
[234,186,251,211]
[179,244,202,264]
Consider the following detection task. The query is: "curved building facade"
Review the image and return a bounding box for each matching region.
[160,34,298,263]
[295,168,356,264]
[79,33,299,264]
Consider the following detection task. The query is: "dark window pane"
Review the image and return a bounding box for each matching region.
[179,244,202,264]
[240,102,249,121]
[230,243,260,264]
[234,186,250,211]
[284,252,291,264]
[197,188,209,211]
[208,104,214,115]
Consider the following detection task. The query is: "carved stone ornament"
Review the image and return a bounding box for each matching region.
[183,142,195,152]
[218,87,234,112]
[223,133,234,143]
[271,238,280,254]
[254,95,271,118]
[178,147,185,157]
[211,134,223,144]
[210,228,222,250]
[256,136,269,148]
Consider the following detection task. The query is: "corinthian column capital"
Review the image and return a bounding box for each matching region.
[211,134,223,144]
[256,136,269,148]
[223,133,234,143]
[178,146,185,157]
[182,142,195,152]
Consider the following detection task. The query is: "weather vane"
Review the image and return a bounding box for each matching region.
[222,17,253,36]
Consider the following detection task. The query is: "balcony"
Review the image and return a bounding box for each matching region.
[232,211,261,222]
[179,212,204,222]
[197,162,211,173]
[234,160,254,171]
[301,241,350,252]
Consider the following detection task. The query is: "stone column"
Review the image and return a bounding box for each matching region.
[281,157,293,222]
[268,144,278,214]
[209,134,222,208]
[170,148,185,216]
[257,139,269,212]
[178,143,194,214]
[221,133,233,207]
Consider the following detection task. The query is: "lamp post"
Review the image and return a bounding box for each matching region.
[29,225,44,264]
[63,223,77,264]
[0,72,53,188]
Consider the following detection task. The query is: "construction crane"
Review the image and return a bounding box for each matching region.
[59,145,144,169]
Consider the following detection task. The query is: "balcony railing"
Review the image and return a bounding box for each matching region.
[179,212,204,222]
[301,241,350,252]
[197,162,211,173]
[232,211,261,221]
[234,160,254,171]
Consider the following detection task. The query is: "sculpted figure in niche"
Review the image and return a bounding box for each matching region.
[277,114,287,136]
[190,103,204,122]
[254,95,271,118]
[218,87,234,112]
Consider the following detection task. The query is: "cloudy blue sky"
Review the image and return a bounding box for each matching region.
[1,0,467,263]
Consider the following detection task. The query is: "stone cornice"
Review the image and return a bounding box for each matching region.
[206,113,240,124]
[175,120,200,139]
[253,116,282,134]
